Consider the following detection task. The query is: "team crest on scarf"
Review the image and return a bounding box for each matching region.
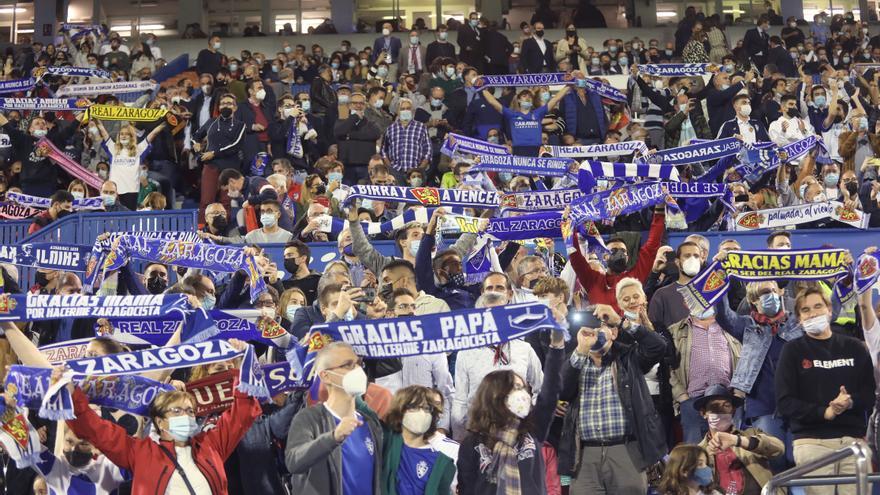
[860,255,879,279]
[0,295,17,314]
[307,331,333,352]
[835,204,861,222]
[258,318,286,339]
[411,187,441,206]
[736,212,761,229]
[0,406,29,450]
[702,270,727,292]
[85,256,98,278]
[500,194,518,208]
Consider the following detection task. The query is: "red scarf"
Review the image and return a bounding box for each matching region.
[750,308,786,335]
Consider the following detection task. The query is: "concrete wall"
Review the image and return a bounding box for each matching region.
[152,25,773,61]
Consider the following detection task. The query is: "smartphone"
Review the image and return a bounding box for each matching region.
[566,309,603,328]
[354,287,376,302]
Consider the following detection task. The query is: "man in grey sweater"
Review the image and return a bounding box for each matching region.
[285,342,383,495]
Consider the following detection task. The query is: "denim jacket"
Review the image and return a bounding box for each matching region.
[715,296,803,394]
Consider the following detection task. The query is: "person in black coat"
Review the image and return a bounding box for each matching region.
[483,22,513,75]
[743,15,771,70]
[426,25,456,66]
[766,35,797,77]
[187,73,218,136]
[195,35,224,76]
[519,22,556,74]
[334,92,382,185]
[234,79,277,162]
[457,12,484,71]
[269,94,321,169]
[308,64,337,149]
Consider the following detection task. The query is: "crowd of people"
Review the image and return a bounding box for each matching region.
[1,7,880,495]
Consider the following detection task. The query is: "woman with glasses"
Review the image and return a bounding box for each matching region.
[58,338,262,495]
[381,386,456,495]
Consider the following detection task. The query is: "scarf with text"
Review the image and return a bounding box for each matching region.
[733,201,870,231]
[473,72,577,88]
[43,340,268,420]
[638,63,720,76]
[0,97,90,111]
[678,248,851,311]
[6,191,104,210]
[0,243,91,272]
[470,153,574,177]
[39,338,92,363]
[297,302,564,379]
[581,77,628,102]
[5,365,174,418]
[36,137,105,189]
[83,231,203,292]
[102,235,266,303]
[346,185,502,209]
[441,133,508,158]
[735,135,823,179]
[644,137,743,165]
[0,202,39,219]
[56,80,157,97]
[37,66,111,79]
[188,361,307,416]
[86,104,168,122]
[0,78,36,94]
[500,189,584,212]
[0,293,190,321]
[542,141,647,159]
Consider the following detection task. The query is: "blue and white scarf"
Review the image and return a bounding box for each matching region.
[298,302,564,379]
[568,181,677,224]
[542,141,647,159]
[486,211,563,241]
[0,78,36,94]
[56,80,157,97]
[470,153,574,177]
[678,248,851,312]
[346,185,502,209]
[441,133,508,158]
[578,160,680,192]
[500,189,584,211]
[638,63,719,76]
[580,77,627,102]
[735,135,822,179]
[41,66,111,80]
[474,73,577,88]
[733,201,870,231]
[855,250,880,294]
[5,365,173,417]
[6,191,104,210]
[0,293,190,322]
[43,340,269,419]
[102,236,267,303]
[0,97,90,111]
[644,137,743,165]
[0,243,91,272]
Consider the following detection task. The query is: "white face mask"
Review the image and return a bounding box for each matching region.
[739,104,752,116]
[681,257,702,277]
[802,314,829,335]
[506,389,531,419]
[255,89,267,101]
[402,409,433,435]
[329,367,368,396]
[706,412,733,432]
[119,137,131,145]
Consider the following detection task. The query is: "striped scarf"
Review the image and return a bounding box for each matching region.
[487,426,522,495]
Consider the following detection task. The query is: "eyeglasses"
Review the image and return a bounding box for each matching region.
[165,406,196,416]
[327,358,363,371]
[395,303,417,311]
[254,300,276,308]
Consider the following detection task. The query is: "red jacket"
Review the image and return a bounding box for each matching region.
[569,212,665,312]
[66,385,261,495]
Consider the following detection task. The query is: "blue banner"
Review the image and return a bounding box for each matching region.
[500,189,584,211]
[41,66,110,79]
[473,72,577,88]
[0,243,91,272]
[486,212,563,241]
[0,97,90,111]
[646,137,743,165]
[441,132,508,158]
[581,77,627,102]
[569,181,676,224]
[105,310,289,347]
[543,141,647,158]
[0,78,35,94]
[6,191,104,211]
[0,293,190,321]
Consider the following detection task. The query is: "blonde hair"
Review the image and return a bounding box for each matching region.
[141,191,166,210]
[148,390,194,429]
[615,277,644,302]
[114,125,138,155]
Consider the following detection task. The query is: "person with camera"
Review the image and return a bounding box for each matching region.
[557,303,668,494]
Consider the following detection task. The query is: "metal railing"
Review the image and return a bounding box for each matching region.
[762,440,872,495]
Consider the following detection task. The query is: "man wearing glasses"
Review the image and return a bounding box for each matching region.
[334,91,382,185]
[286,341,384,495]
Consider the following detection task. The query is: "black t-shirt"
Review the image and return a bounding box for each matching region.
[775,333,875,440]
[283,272,320,305]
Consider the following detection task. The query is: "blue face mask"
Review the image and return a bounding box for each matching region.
[165,415,199,442]
[487,136,500,144]
[691,466,714,486]
[260,213,277,227]
[590,330,608,352]
[540,92,550,102]
[408,239,421,257]
[202,293,216,311]
[361,198,374,211]
[520,100,533,110]
[102,194,116,206]
[469,19,478,27]
[618,57,629,65]
[693,307,715,319]
[331,62,339,69]
[759,292,781,316]
[499,172,513,182]
[824,173,839,186]
[577,78,587,88]
[431,98,443,107]
[301,100,311,113]
[328,172,343,183]
[285,304,301,321]
[813,95,827,107]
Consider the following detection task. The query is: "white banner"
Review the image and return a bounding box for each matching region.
[56,80,157,97]
[734,201,870,231]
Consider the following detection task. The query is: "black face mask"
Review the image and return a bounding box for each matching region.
[147,274,167,294]
[607,251,628,273]
[211,215,228,232]
[566,30,577,38]
[535,30,545,38]
[787,107,801,118]
[64,449,93,468]
[219,107,233,118]
[56,209,73,219]
[846,180,859,196]
[284,258,300,275]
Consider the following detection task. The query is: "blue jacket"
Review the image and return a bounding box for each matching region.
[715,118,770,142]
[372,36,402,63]
[461,90,505,139]
[561,90,607,141]
[714,296,803,395]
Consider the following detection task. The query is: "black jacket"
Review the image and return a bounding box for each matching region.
[558,326,667,475]
[234,98,277,163]
[519,37,556,74]
[309,78,338,118]
[192,116,246,171]
[426,41,456,66]
[767,45,797,77]
[334,114,382,167]
[484,30,513,66]
[7,120,77,196]
[743,28,769,68]
[457,25,484,68]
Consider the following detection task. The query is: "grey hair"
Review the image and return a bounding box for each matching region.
[317,261,350,297]
[615,277,644,302]
[314,341,355,373]
[475,292,506,308]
